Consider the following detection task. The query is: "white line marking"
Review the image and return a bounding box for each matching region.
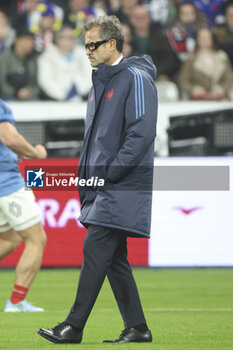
[1,308,233,314]
[96,308,233,312]
[31,308,233,313]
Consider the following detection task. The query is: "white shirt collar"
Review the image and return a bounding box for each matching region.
[112,55,124,66]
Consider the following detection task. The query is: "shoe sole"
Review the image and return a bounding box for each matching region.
[4,309,21,313]
[103,339,152,343]
[5,309,44,312]
[37,330,81,344]
[37,330,59,344]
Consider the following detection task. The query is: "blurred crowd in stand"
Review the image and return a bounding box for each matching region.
[0,0,233,102]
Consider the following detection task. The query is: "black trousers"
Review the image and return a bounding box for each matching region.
[66,224,146,329]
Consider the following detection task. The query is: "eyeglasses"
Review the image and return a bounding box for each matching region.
[85,39,109,51]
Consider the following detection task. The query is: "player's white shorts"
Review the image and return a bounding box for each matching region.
[0,188,41,232]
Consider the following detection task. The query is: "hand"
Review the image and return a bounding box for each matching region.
[17,88,32,100]
[34,144,47,159]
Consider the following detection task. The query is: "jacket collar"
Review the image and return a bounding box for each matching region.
[92,59,127,85]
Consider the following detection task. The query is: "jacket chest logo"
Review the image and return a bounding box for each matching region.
[89,94,94,101]
[106,88,114,100]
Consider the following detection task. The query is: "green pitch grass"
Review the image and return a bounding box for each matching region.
[0,268,233,350]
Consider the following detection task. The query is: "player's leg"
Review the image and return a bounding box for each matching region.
[0,228,22,259]
[4,221,46,312]
[2,188,47,312]
[15,222,46,287]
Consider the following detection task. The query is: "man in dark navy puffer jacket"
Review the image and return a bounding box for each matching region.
[38,15,157,345]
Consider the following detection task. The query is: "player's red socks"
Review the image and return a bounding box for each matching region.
[10,284,29,304]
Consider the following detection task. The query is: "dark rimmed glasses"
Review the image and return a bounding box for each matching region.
[85,39,109,52]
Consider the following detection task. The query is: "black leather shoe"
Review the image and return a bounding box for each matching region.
[37,321,83,344]
[103,328,152,343]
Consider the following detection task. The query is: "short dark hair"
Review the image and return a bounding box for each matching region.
[84,15,124,52]
[16,28,34,39]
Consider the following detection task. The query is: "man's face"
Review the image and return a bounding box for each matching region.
[179,4,196,25]
[57,28,75,52]
[70,0,88,12]
[40,15,55,31]
[85,26,112,67]
[130,6,151,32]
[16,36,35,55]
[25,0,39,12]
